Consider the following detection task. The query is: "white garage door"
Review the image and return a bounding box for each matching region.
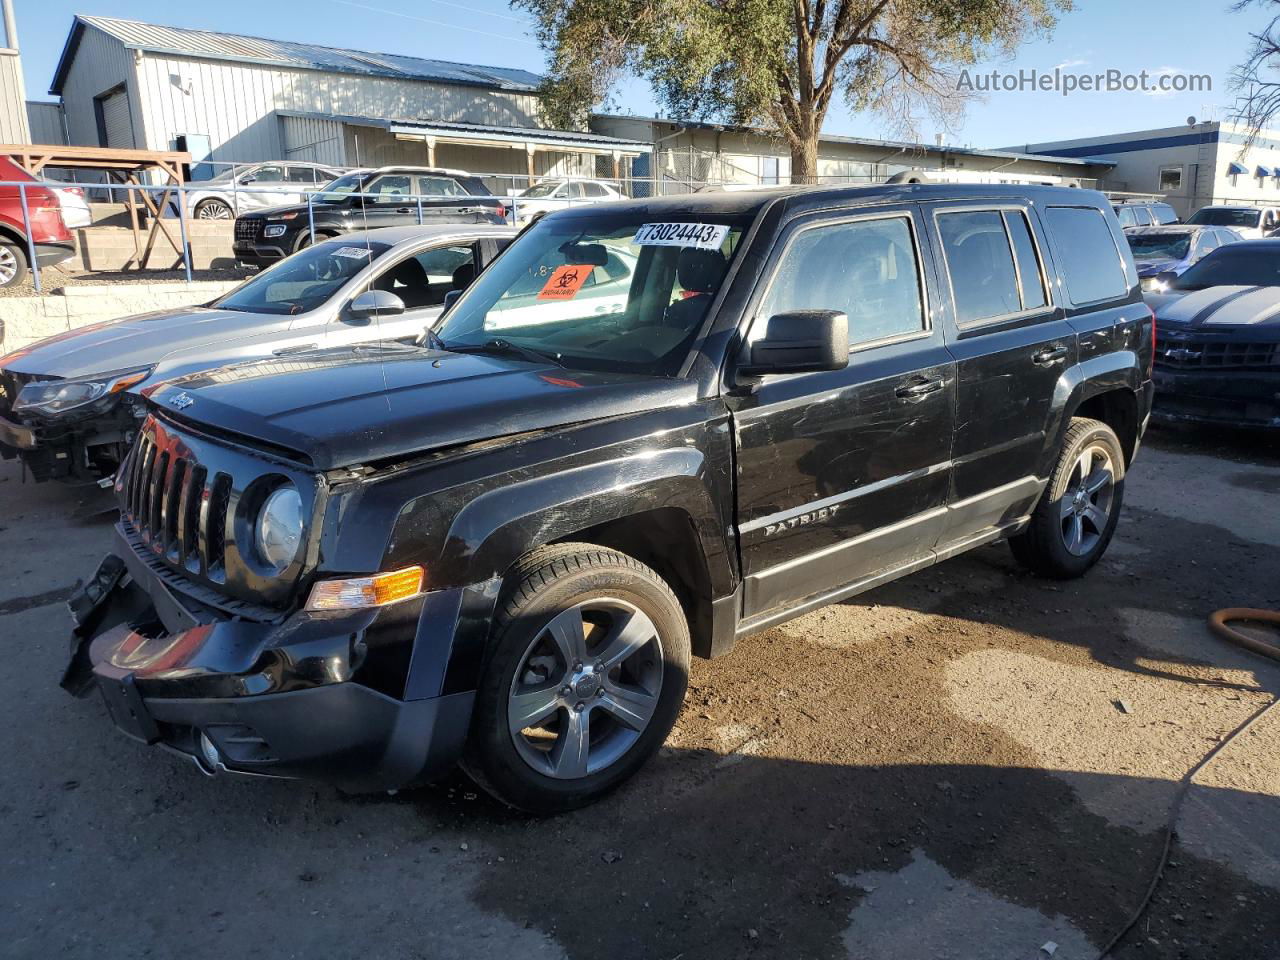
[99,90,133,148]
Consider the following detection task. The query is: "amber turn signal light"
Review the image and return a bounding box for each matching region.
[305,565,425,611]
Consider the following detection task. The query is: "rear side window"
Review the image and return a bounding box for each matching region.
[1045,206,1129,304]
[937,211,1022,323]
[1133,207,1154,226]
[759,215,926,347]
[1003,211,1048,310]
[1116,207,1137,227]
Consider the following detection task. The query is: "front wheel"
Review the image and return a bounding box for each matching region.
[194,199,233,220]
[1009,417,1125,579]
[462,544,690,814]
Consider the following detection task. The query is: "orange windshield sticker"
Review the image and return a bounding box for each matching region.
[537,264,591,301]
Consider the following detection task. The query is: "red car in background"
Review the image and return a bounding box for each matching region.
[0,157,75,288]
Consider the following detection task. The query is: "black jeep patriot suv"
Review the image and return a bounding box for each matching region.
[66,184,1154,814]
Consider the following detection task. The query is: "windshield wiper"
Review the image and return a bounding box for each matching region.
[447,338,565,368]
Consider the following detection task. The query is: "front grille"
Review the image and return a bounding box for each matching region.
[1155,338,1279,370]
[122,431,232,581]
[234,219,262,244]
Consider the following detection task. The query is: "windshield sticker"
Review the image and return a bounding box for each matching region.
[634,222,729,250]
[537,264,592,301]
[332,246,375,260]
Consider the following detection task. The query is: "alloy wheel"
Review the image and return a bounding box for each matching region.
[1059,444,1115,556]
[197,202,232,220]
[0,246,17,285]
[507,598,664,779]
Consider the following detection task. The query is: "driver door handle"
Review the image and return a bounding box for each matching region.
[1033,345,1069,365]
[895,377,946,399]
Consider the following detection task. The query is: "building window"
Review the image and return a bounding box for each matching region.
[1158,166,1182,191]
[761,156,780,185]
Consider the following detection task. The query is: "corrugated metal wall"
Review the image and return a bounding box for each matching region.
[59,26,138,147]
[280,114,345,165]
[0,52,29,142]
[133,51,544,163]
[26,101,67,144]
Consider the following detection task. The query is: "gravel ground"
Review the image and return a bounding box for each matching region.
[0,266,250,297]
[0,424,1277,960]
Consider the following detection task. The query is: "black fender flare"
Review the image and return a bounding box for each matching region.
[1041,352,1143,478]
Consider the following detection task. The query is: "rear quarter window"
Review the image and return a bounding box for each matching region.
[1044,206,1130,305]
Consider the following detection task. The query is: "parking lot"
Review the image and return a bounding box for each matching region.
[1,425,1277,960]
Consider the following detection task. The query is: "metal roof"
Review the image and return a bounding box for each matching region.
[387,118,652,153]
[51,15,543,95]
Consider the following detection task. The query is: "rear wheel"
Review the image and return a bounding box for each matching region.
[462,544,690,814]
[0,242,27,287]
[1009,418,1125,579]
[293,229,333,253]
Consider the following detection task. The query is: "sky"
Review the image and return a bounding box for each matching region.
[12,0,1278,149]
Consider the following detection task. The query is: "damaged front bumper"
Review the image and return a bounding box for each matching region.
[64,525,475,792]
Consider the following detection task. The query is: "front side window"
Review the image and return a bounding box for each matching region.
[937,210,1022,323]
[253,165,286,183]
[758,216,925,346]
[521,181,562,198]
[367,175,413,201]
[1044,206,1129,304]
[435,213,749,375]
[314,171,366,203]
[373,244,474,308]
[211,240,390,315]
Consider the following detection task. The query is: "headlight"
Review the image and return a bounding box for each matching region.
[13,367,151,417]
[263,224,288,238]
[255,485,303,572]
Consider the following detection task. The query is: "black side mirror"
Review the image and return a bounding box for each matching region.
[739,310,849,377]
[442,289,462,312]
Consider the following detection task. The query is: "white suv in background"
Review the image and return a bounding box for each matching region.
[511,178,624,222]
[1186,204,1280,240]
[180,161,343,220]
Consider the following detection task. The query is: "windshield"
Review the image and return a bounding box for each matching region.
[435,213,750,375]
[1171,246,1280,290]
[211,240,391,314]
[314,171,367,203]
[521,181,563,198]
[1187,208,1260,228]
[1128,233,1192,261]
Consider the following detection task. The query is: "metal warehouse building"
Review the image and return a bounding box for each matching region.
[46,15,649,179]
[1012,121,1280,219]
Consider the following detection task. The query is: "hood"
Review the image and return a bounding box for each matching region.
[1146,285,1280,329]
[0,307,290,380]
[146,345,698,470]
[240,203,308,220]
[1133,257,1186,278]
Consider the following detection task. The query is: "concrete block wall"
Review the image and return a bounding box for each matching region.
[1,281,240,352]
[66,221,238,273]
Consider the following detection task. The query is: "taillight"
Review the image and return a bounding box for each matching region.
[496,202,508,219]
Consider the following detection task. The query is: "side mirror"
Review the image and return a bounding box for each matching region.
[238,175,257,185]
[1156,271,1178,287]
[348,289,406,322]
[442,289,462,312]
[739,310,849,377]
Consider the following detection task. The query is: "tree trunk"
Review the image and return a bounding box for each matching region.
[790,134,819,184]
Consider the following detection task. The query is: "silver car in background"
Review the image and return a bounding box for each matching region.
[0,224,516,482]
[181,161,344,220]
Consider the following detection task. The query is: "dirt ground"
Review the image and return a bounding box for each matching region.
[0,424,1277,960]
[0,266,249,297]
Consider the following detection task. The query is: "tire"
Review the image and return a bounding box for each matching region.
[0,242,28,288]
[194,199,233,220]
[294,230,333,253]
[462,543,691,814]
[1009,417,1126,579]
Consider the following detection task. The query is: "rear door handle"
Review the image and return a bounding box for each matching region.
[895,377,946,399]
[1033,345,1068,365]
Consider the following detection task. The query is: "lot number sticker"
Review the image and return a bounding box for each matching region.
[333,246,375,260]
[634,222,729,250]
[537,264,593,300]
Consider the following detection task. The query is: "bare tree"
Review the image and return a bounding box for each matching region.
[1231,0,1280,143]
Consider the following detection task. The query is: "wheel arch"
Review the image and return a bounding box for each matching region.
[1070,388,1140,466]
